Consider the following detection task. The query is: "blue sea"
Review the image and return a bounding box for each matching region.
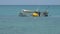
[0,5,60,34]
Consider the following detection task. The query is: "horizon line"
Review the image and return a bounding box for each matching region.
[0,4,59,5]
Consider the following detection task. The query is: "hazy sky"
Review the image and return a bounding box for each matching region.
[0,0,60,5]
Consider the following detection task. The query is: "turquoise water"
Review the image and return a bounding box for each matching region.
[0,5,60,34]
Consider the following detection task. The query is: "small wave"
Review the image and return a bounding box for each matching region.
[49,16,60,17]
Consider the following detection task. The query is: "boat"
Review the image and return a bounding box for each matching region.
[18,9,48,17]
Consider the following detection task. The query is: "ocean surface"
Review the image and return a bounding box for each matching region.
[0,5,60,34]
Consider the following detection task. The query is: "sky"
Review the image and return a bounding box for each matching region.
[0,0,60,5]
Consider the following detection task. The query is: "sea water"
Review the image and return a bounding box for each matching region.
[0,5,60,34]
